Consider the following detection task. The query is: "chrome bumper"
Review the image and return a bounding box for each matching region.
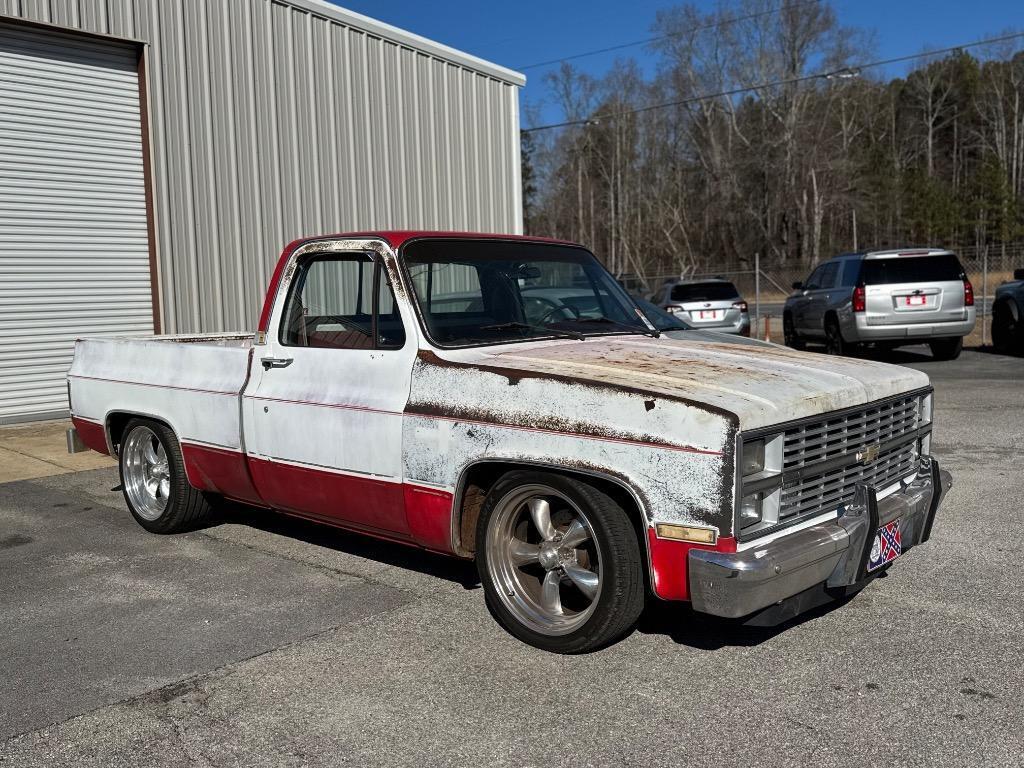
[688,457,951,619]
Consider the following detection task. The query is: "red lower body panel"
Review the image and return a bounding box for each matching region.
[180,443,264,506]
[181,447,456,553]
[647,528,737,601]
[71,417,109,455]
[247,456,412,539]
[403,485,455,553]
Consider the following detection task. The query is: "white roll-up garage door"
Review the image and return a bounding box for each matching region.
[0,22,153,424]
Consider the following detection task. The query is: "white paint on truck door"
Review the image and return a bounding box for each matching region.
[242,244,417,534]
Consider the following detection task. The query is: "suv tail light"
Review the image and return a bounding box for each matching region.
[963,278,974,307]
[852,285,866,312]
[732,300,748,313]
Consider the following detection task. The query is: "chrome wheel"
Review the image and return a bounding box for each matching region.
[122,426,171,521]
[484,484,602,636]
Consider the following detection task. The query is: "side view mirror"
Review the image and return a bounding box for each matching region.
[792,281,803,290]
[1014,268,1024,281]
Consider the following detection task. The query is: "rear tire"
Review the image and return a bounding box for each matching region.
[476,471,644,653]
[824,317,850,356]
[991,301,1020,355]
[783,313,804,350]
[929,337,963,361]
[119,419,213,534]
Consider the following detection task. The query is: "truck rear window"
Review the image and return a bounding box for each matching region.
[669,282,739,302]
[860,255,964,285]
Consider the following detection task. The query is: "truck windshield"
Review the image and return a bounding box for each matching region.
[402,240,650,347]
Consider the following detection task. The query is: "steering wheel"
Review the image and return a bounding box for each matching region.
[535,303,582,326]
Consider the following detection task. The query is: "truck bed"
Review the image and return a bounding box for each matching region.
[68,333,254,453]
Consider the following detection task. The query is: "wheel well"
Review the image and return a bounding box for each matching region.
[994,297,1020,321]
[105,412,173,457]
[453,461,651,581]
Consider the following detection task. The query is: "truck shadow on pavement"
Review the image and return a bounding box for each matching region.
[217,502,483,590]
[213,500,861,651]
[635,592,858,650]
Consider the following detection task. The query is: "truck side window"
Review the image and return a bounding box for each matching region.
[280,254,405,350]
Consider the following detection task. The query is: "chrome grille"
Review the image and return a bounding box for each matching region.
[778,393,926,522]
[783,394,921,470]
[780,441,919,520]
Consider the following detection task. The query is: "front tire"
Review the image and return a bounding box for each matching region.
[119,419,213,534]
[476,471,644,653]
[929,336,963,361]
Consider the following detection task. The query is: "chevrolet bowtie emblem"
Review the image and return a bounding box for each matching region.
[857,444,881,465]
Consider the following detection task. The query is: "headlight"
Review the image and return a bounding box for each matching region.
[742,439,765,476]
[739,492,763,527]
[738,435,783,534]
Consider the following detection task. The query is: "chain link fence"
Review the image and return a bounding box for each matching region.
[629,243,1024,345]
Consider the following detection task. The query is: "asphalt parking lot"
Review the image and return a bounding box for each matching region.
[1,346,1022,767]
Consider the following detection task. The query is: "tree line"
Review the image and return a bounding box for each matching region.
[521,0,1024,282]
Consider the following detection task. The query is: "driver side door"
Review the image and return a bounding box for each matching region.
[242,248,416,537]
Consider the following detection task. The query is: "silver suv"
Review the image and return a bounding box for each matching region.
[783,249,976,360]
[653,278,750,335]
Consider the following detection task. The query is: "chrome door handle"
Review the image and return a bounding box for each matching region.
[261,357,294,370]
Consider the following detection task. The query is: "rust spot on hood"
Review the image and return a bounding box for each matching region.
[413,349,739,426]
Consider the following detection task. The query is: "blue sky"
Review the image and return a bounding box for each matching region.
[334,1,1022,125]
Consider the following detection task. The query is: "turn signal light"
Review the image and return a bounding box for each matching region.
[655,523,718,545]
[963,278,974,307]
[853,285,866,312]
[732,301,749,313]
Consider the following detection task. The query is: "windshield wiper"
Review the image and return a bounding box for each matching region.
[568,317,661,339]
[478,321,586,341]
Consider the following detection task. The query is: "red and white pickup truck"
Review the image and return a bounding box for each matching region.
[68,232,951,652]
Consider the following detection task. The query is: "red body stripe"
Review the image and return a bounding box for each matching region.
[647,528,737,601]
[243,395,720,457]
[69,374,238,397]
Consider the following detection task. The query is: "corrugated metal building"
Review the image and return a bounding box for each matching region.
[0,0,525,423]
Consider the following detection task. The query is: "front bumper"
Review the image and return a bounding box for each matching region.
[688,457,950,619]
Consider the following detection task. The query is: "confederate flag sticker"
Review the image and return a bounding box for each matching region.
[868,518,902,572]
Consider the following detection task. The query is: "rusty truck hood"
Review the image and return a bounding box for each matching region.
[444,335,930,431]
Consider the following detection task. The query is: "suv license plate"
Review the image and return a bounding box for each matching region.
[867,518,902,572]
[905,295,926,306]
[698,310,718,319]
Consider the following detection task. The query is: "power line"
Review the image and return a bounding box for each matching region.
[522,30,1024,133]
[516,0,823,71]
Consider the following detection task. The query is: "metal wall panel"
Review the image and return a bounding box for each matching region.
[0,20,152,421]
[0,0,523,341]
